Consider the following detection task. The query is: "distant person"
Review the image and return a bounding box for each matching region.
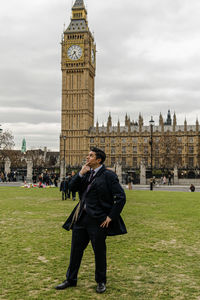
[54,174,58,187]
[32,174,37,184]
[150,178,153,190]
[60,178,68,200]
[71,171,76,200]
[127,175,132,190]
[66,173,72,199]
[168,174,172,185]
[163,176,167,185]
[190,184,195,192]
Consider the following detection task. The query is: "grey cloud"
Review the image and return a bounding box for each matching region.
[0,107,60,124]
[4,122,60,151]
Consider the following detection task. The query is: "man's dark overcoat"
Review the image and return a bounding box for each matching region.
[62,165,127,236]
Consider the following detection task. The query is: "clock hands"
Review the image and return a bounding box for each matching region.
[72,51,78,60]
[67,45,82,60]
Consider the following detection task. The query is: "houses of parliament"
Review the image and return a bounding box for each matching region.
[60,0,200,171]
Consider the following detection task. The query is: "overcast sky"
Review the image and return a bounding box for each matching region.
[1,0,200,150]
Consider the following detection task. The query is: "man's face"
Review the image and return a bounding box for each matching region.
[86,151,101,168]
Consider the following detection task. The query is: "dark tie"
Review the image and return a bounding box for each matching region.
[88,170,95,183]
[81,170,95,207]
[75,170,96,221]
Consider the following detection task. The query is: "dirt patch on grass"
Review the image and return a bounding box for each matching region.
[37,256,49,263]
[0,221,6,225]
[23,247,32,252]
[151,239,182,250]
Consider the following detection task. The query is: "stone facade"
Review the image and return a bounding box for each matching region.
[89,112,200,169]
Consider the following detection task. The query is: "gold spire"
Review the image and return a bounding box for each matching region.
[72,0,87,21]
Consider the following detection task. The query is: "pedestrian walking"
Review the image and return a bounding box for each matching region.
[60,178,68,200]
[190,184,195,192]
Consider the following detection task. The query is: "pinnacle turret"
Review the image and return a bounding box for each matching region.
[164,110,172,126]
[66,0,88,32]
[73,0,85,8]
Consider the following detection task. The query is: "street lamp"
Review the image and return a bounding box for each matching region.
[149,116,155,190]
[63,136,66,178]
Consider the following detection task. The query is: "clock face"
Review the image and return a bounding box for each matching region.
[91,49,95,64]
[67,45,82,60]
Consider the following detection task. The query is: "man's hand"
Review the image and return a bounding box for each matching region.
[80,163,90,176]
[100,216,112,228]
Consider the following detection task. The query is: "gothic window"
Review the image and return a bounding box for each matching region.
[100,138,105,143]
[111,147,115,154]
[133,137,138,143]
[144,158,148,166]
[133,157,137,167]
[189,146,194,154]
[155,146,159,154]
[177,137,182,143]
[143,138,148,143]
[122,157,126,167]
[90,137,94,143]
[100,146,105,152]
[111,138,115,144]
[155,137,159,143]
[122,138,126,144]
[122,146,126,154]
[74,13,82,18]
[177,147,182,154]
[144,146,148,154]
[188,157,194,167]
[177,158,182,167]
[189,137,194,143]
[155,159,159,168]
[111,157,115,166]
[133,146,137,153]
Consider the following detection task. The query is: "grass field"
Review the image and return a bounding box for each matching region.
[1,187,200,300]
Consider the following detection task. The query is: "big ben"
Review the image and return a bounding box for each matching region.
[60,0,96,170]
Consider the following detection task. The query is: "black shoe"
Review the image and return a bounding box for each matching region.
[96,282,106,293]
[55,280,76,290]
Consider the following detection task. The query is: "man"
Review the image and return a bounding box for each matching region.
[60,177,68,200]
[71,171,76,201]
[55,147,127,293]
[67,172,76,201]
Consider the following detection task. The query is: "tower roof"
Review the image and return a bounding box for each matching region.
[73,0,85,9]
[66,0,88,33]
[164,109,172,126]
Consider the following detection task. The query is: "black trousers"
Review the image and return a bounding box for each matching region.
[66,212,107,284]
[62,191,67,200]
[68,190,76,199]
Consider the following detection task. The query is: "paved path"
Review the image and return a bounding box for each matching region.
[124,184,200,192]
[0,182,24,187]
[0,182,199,192]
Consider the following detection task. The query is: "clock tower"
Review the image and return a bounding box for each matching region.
[60,0,96,171]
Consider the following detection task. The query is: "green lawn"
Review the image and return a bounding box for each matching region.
[1,187,200,299]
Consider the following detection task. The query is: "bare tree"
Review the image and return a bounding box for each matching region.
[0,130,15,150]
[159,133,179,169]
[0,130,15,169]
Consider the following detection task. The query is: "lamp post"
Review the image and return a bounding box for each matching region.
[149,116,155,190]
[63,136,66,178]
